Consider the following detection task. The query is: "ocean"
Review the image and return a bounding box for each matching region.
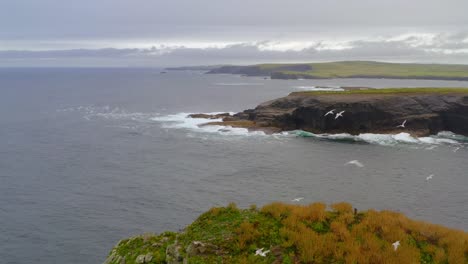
[0,68,467,264]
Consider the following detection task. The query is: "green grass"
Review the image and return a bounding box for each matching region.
[106,232,176,264]
[105,202,468,264]
[291,87,468,96]
[257,61,468,79]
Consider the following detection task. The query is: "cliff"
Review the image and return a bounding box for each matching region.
[104,202,468,264]
[205,61,468,80]
[201,88,468,137]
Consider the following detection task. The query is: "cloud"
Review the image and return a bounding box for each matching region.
[2,0,468,40]
[1,32,468,67]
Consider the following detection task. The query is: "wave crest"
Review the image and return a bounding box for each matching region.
[293,130,464,146]
[151,112,266,136]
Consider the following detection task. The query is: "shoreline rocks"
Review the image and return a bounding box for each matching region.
[189,91,468,137]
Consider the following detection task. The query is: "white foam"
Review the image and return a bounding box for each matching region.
[392,133,420,144]
[58,105,159,122]
[293,86,344,91]
[151,112,266,136]
[292,131,463,146]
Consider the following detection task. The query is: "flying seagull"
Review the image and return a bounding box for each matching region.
[426,174,434,181]
[345,160,364,167]
[397,120,407,128]
[292,197,304,202]
[392,241,400,251]
[335,111,345,119]
[255,248,270,257]
[324,109,336,116]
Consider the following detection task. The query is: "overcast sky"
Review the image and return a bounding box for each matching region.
[1,0,468,66]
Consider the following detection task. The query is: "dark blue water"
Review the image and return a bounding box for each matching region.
[0,68,467,264]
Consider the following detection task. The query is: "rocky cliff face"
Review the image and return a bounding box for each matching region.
[219,92,468,136]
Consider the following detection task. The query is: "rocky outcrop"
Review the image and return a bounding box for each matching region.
[135,253,153,264]
[188,113,231,119]
[196,91,468,136]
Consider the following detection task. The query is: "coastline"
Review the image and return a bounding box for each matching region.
[189,88,468,137]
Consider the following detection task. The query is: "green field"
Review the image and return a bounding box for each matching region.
[257,61,468,80]
[291,87,468,96]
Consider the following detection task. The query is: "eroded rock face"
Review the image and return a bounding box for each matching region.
[165,241,184,264]
[231,93,468,136]
[186,241,219,257]
[135,253,152,264]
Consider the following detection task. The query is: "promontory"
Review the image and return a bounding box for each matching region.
[195,88,468,137]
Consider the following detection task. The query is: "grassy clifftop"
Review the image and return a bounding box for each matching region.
[105,202,468,264]
[272,61,468,79]
[207,61,468,80]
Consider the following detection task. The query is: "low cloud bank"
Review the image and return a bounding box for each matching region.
[1,32,468,67]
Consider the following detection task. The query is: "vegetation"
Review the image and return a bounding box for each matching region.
[291,87,468,96]
[105,202,468,264]
[257,61,468,80]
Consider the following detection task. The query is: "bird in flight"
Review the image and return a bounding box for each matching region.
[345,160,364,167]
[255,248,270,257]
[426,174,434,181]
[292,197,304,202]
[324,109,336,116]
[392,241,400,251]
[335,111,345,119]
[453,147,460,152]
[397,120,407,128]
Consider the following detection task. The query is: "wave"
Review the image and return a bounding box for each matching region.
[151,112,266,136]
[57,105,158,122]
[293,130,464,146]
[293,86,344,91]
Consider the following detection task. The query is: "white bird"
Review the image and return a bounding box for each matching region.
[324,109,336,116]
[426,174,434,181]
[345,160,364,168]
[392,241,400,251]
[453,147,460,152]
[255,248,270,257]
[396,120,407,128]
[335,111,345,119]
[292,197,304,202]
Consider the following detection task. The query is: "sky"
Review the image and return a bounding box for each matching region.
[1,0,468,67]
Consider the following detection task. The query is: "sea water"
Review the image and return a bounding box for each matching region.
[0,68,467,264]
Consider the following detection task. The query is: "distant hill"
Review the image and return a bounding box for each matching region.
[165,65,225,71]
[205,61,468,81]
